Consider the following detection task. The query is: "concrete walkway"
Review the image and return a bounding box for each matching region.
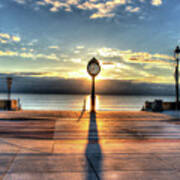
[162,110,180,118]
[0,110,179,180]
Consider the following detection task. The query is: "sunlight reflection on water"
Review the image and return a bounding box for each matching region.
[85,95,100,111]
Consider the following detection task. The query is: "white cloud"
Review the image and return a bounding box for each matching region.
[97,47,132,58]
[14,0,26,4]
[96,47,174,65]
[13,0,163,19]
[71,58,81,63]
[78,0,126,19]
[0,51,18,57]
[67,0,80,5]
[0,39,8,44]
[60,54,68,58]
[48,46,59,49]
[74,50,80,54]
[42,0,72,12]
[126,6,140,13]
[28,39,38,46]
[76,46,84,49]
[0,50,59,61]
[152,0,162,6]
[0,33,10,39]
[36,1,46,6]
[0,33,21,44]
[35,0,136,18]
[12,36,21,42]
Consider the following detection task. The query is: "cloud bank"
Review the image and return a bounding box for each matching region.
[0,73,174,95]
[13,0,164,19]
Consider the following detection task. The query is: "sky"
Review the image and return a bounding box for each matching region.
[0,0,180,94]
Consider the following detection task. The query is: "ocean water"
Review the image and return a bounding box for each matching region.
[0,93,175,111]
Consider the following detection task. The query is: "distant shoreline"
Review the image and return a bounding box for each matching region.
[0,93,175,96]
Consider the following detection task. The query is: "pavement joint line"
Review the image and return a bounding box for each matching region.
[152,153,178,172]
[0,138,46,153]
[86,155,100,180]
[1,148,20,180]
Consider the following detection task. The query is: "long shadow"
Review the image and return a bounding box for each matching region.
[85,112,102,180]
[77,107,86,122]
[77,99,86,122]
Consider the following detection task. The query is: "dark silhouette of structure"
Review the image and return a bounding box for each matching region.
[87,58,101,112]
[6,77,12,101]
[174,46,180,110]
[6,77,13,110]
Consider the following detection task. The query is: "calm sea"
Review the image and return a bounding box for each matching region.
[0,93,175,111]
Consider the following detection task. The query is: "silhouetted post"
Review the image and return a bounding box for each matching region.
[91,76,95,112]
[7,77,12,101]
[87,57,101,112]
[174,46,180,110]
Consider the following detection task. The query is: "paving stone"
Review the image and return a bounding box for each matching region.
[0,110,179,180]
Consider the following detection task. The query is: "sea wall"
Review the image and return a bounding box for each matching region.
[0,99,20,111]
[143,100,179,112]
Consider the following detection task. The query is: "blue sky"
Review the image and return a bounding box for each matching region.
[0,0,179,85]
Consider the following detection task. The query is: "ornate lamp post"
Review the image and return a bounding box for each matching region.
[174,46,180,110]
[6,77,12,101]
[87,57,101,112]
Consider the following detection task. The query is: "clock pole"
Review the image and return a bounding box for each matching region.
[91,76,95,112]
[87,57,101,113]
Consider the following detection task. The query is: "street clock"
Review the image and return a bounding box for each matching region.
[87,57,101,77]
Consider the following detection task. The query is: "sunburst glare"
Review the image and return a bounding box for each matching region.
[86,95,100,111]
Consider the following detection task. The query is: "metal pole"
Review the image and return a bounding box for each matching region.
[7,77,12,101]
[91,76,95,112]
[176,57,179,110]
[8,88,10,101]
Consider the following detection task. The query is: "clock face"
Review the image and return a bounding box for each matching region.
[88,63,100,76]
